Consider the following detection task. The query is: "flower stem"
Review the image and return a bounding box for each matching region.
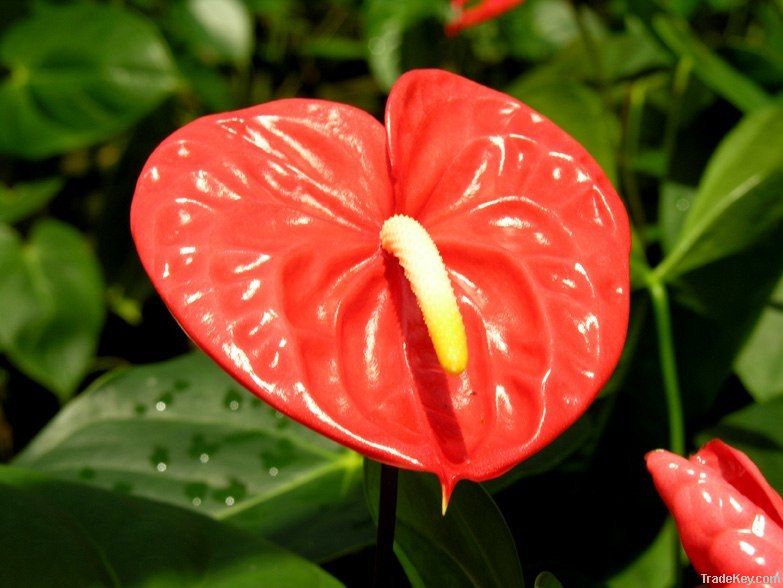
[647,277,685,587]
[647,278,685,456]
[372,464,399,587]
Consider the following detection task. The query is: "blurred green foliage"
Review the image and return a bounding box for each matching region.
[0,0,782,585]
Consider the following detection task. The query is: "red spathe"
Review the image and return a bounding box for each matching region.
[446,0,525,35]
[647,440,783,582]
[131,69,630,498]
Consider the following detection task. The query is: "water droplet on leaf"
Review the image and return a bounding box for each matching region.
[184,482,208,507]
[149,446,170,471]
[212,478,247,506]
[188,433,219,462]
[155,392,174,412]
[223,389,244,411]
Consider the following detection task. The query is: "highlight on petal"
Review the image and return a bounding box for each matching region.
[646,443,783,578]
[133,70,630,494]
[694,439,783,526]
[386,69,629,487]
[446,0,525,35]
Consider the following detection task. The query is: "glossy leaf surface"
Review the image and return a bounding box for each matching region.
[658,182,696,255]
[0,465,343,587]
[647,441,783,578]
[735,275,783,403]
[498,0,578,61]
[363,0,447,90]
[652,16,771,113]
[605,520,677,588]
[364,460,524,587]
[131,69,630,492]
[657,103,783,281]
[0,4,178,159]
[166,0,253,66]
[16,352,371,561]
[534,572,563,588]
[0,220,104,400]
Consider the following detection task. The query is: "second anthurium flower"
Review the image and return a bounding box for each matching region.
[647,440,783,583]
[131,69,630,501]
[446,0,525,34]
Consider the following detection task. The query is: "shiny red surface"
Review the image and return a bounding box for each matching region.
[446,0,525,35]
[647,441,783,581]
[131,69,630,495]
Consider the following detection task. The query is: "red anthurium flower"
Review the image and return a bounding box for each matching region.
[131,69,629,501]
[446,0,525,35]
[647,440,783,584]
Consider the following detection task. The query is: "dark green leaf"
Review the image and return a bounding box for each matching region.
[594,20,673,82]
[0,178,62,224]
[0,4,179,159]
[364,461,524,587]
[507,81,619,185]
[663,227,783,417]
[652,16,771,113]
[363,0,447,89]
[698,397,783,493]
[534,571,564,588]
[605,519,677,588]
[657,103,783,280]
[301,38,367,61]
[658,182,696,255]
[633,149,667,178]
[510,22,670,89]
[16,352,372,561]
[0,220,104,400]
[176,56,238,112]
[735,275,783,402]
[167,0,253,66]
[0,465,343,587]
[499,0,578,61]
[630,228,651,291]
[706,0,746,12]
[244,0,294,22]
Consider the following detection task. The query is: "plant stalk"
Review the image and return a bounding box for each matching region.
[372,464,399,588]
[647,279,685,456]
[647,277,685,587]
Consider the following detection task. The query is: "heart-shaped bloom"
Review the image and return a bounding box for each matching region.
[131,69,629,498]
[647,440,783,583]
[446,0,525,35]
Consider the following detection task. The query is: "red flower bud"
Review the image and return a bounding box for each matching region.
[446,0,525,35]
[647,440,783,583]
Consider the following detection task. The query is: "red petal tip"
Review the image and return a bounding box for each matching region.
[440,476,458,516]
